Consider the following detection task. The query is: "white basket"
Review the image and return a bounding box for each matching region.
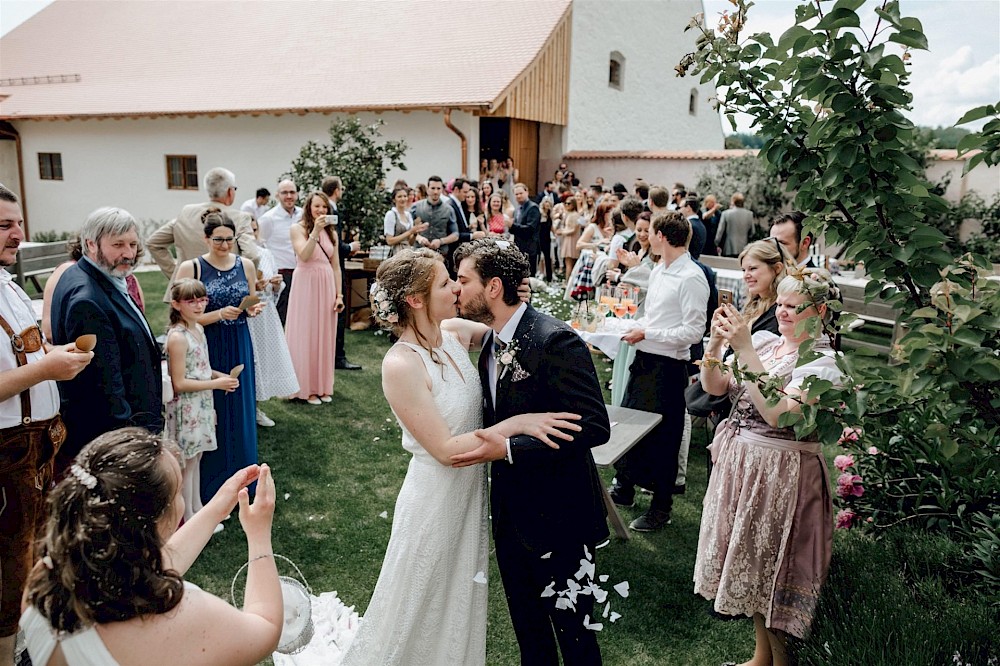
[231,554,314,655]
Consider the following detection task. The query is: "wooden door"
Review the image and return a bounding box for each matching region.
[509,119,539,195]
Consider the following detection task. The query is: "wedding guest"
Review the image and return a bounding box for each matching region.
[479,180,495,213]
[164,278,238,522]
[716,193,755,257]
[174,209,261,502]
[576,200,613,253]
[538,198,555,282]
[20,428,282,666]
[464,184,484,234]
[246,219,299,426]
[384,186,427,257]
[556,195,582,277]
[701,193,722,256]
[695,269,841,665]
[285,192,343,405]
[485,193,511,237]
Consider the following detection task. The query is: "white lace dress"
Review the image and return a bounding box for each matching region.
[277,332,488,666]
[246,246,299,400]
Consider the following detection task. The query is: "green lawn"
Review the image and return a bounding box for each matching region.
[133,271,758,666]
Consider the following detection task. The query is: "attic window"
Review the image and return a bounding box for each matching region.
[609,52,625,90]
[689,88,698,116]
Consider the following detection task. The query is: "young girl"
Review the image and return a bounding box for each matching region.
[165,278,239,522]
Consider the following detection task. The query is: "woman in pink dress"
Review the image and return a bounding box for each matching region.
[284,191,344,405]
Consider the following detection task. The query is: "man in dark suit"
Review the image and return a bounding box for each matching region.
[51,207,163,472]
[770,211,815,268]
[452,239,610,665]
[322,175,363,371]
[510,183,541,278]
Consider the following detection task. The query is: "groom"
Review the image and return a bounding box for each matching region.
[452,239,610,665]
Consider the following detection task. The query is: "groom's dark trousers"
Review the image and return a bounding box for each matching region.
[480,305,610,665]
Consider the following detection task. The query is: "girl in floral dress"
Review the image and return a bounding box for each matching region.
[164,278,239,522]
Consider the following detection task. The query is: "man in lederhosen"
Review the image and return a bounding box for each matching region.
[0,184,92,666]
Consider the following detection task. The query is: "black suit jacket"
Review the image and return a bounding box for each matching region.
[510,200,541,256]
[448,195,473,243]
[479,305,610,550]
[51,260,163,460]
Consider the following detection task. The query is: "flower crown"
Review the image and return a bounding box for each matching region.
[370,282,399,326]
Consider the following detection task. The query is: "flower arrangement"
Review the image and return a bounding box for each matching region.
[369,282,398,326]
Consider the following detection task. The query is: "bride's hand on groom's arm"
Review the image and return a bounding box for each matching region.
[450,413,582,467]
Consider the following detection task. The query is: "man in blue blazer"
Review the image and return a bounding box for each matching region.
[51,207,163,473]
[511,183,541,278]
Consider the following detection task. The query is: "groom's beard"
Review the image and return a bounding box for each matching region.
[458,292,494,326]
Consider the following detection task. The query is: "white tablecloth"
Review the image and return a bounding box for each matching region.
[573,317,634,360]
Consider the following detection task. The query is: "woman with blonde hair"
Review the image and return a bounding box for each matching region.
[556,195,582,277]
[735,238,789,336]
[335,248,578,665]
[695,269,842,666]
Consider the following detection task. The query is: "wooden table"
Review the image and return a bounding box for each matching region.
[342,260,377,314]
[592,405,662,540]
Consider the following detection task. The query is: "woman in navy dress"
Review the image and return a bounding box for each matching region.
[175,208,262,502]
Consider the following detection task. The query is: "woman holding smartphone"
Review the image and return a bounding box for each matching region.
[285,191,344,405]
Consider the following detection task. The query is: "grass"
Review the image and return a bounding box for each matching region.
[130,271,995,665]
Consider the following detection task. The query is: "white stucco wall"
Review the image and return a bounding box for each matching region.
[565,0,724,152]
[13,110,478,236]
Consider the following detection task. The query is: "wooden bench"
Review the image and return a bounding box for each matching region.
[13,241,70,294]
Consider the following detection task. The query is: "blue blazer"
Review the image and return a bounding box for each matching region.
[51,260,163,463]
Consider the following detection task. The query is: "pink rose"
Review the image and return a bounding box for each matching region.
[868,446,879,455]
[837,426,861,445]
[836,473,864,498]
[834,454,855,471]
[835,509,856,529]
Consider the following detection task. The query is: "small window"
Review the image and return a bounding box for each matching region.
[166,155,199,190]
[609,51,625,90]
[38,153,63,180]
[689,88,698,116]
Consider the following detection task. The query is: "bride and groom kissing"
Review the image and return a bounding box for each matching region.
[343,239,611,665]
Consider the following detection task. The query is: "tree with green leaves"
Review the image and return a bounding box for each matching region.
[678,0,999,543]
[286,118,407,248]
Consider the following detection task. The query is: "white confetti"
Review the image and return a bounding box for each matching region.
[596,539,611,549]
[554,597,575,611]
[385,418,392,422]
[283,493,290,500]
[584,544,592,561]
[540,581,556,598]
[373,437,380,442]
[583,614,604,631]
[599,574,609,582]
[602,602,611,618]
[592,585,608,604]
[378,511,388,519]
[473,571,487,584]
[541,552,552,559]
[613,581,630,598]
[574,558,596,581]
[610,612,621,623]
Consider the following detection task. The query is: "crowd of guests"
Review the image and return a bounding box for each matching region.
[0,157,842,665]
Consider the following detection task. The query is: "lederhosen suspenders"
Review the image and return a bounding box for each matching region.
[0,313,42,425]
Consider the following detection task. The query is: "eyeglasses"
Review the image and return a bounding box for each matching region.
[210,237,235,245]
[181,297,209,305]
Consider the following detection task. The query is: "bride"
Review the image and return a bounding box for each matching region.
[289,248,581,665]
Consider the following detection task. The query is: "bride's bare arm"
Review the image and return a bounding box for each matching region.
[442,318,490,350]
[383,346,581,466]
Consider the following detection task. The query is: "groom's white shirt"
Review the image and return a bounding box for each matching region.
[489,301,528,408]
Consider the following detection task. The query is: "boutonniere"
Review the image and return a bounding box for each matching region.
[497,339,531,382]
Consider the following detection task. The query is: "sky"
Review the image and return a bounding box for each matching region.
[2,0,998,133]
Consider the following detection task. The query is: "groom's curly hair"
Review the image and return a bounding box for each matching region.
[453,239,528,306]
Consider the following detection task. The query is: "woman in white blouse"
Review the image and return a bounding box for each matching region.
[383,186,428,256]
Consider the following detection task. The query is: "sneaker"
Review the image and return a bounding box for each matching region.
[607,484,635,508]
[629,509,671,532]
[256,408,275,427]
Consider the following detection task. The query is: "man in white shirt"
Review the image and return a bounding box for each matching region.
[258,179,302,324]
[0,185,92,666]
[612,211,709,531]
[240,187,272,220]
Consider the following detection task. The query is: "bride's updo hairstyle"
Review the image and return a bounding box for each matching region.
[25,428,185,633]
[371,247,446,361]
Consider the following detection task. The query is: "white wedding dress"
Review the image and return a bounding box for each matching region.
[276,332,488,666]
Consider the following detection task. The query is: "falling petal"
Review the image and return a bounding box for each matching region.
[554,597,574,611]
[378,511,388,519]
[284,493,290,500]
[584,544,592,561]
[575,558,596,581]
[583,614,604,631]
[541,552,552,559]
[614,581,630,598]
[602,602,611,618]
[610,612,621,622]
[599,574,609,582]
[473,571,487,585]
[540,581,556,598]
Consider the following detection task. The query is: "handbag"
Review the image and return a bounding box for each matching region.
[684,379,731,418]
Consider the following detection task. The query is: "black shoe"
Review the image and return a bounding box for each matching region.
[336,360,362,370]
[673,484,686,495]
[629,509,671,532]
[607,484,635,508]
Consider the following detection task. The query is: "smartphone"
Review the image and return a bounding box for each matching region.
[324,214,339,226]
[719,288,734,306]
